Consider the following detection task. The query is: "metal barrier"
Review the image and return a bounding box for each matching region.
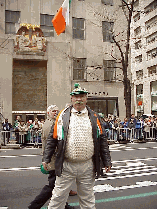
[1,127,157,146]
[107,127,157,142]
[1,131,16,145]
[1,130,42,146]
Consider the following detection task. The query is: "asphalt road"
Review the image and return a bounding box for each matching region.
[0,141,157,209]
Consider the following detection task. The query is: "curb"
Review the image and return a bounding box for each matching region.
[0,144,21,149]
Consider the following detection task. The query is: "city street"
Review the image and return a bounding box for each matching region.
[0,141,157,209]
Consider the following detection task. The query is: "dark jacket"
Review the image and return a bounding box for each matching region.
[128,121,135,129]
[2,122,12,131]
[43,106,112,178]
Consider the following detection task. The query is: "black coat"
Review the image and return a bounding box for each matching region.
[2,122,12,131]
[43,106,112,177]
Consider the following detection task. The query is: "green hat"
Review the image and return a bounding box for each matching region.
[70,83,88,95]
[40,164,49,174]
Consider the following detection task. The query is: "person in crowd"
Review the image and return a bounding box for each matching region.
[128,118,136,142]
[33,118,40,130]
[32,118,40,145]
[39,119,45,129]
[42,83,112,209]
[2,118,12,144]
[103,117,110,139]
[153,117,157,139]
[143,118,151,140]
[108,116,113,140]
[150,116,156,139]
[18,120,28,145]
[129,114,137,124]
[28,105,75,209]
[112,119,119,142]
[26,120,34,143]
[13,115,21,143]
[135,117,143,140]
[119,118,129,141]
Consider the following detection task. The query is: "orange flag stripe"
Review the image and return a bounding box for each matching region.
[53,110,63,139]
[97,118,103,135]
[52,7,66,36]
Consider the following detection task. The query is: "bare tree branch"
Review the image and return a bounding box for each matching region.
[112,35,125,72]
[122,0,131,11]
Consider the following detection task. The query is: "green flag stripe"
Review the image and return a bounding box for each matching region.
[69,0,72,8]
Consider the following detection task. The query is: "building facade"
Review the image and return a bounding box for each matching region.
[130,0,157,117]
[0,0,131,124]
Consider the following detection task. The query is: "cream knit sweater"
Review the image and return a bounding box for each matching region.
[64,108,94,162]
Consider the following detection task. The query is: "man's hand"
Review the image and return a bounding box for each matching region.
[42,162,49,171]
[105,166,111,173]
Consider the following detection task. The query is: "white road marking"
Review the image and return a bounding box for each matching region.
[0,207,8,209]
[96,171,157,181]
[0,154,40,158]
[105,167,157,175]
[0,166,40,172]
[0,155,17,158]
[94,181,157,193]
[112,157,157,164]
[109,149,121,152]
[109,145,156,152]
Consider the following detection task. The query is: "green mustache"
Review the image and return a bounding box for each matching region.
[75,101,83,104]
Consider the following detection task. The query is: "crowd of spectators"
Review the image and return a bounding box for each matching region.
[2,113,157,145]
[2,116,45,145]
[99,113,157,142]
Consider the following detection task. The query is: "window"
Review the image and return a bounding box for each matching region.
[101,0,113,6]
[40,14,54,37]
[150,81,157,112]
[87,98,118,117]
[103,60,116,81]
[136,84,143,112]
[135,40,141,49]
[146,32,157,45]
[134,26,141,36]
[136,70,143,79]
[73,58,86,80]
[148,65,157,76]
[147,48,157,60]
[135,55,142,63]
[5,10,20,34]
[133,13,140,22]
[72,18,85,40]
[144,0,157,15]
[102,21,114,42]
[145,16,157,31]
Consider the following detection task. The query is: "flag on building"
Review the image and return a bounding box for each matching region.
[52,0,72,36]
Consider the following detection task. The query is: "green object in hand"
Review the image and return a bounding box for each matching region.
[40,164,49,174]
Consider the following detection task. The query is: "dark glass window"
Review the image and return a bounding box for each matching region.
[5,10,20,34]
[40,14,54,37]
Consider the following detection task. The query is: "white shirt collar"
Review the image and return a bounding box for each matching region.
[71,107,87,114]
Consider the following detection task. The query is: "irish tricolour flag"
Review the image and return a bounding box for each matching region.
[52,0,72,36]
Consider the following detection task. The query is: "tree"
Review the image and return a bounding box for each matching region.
[112,0,135,118]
